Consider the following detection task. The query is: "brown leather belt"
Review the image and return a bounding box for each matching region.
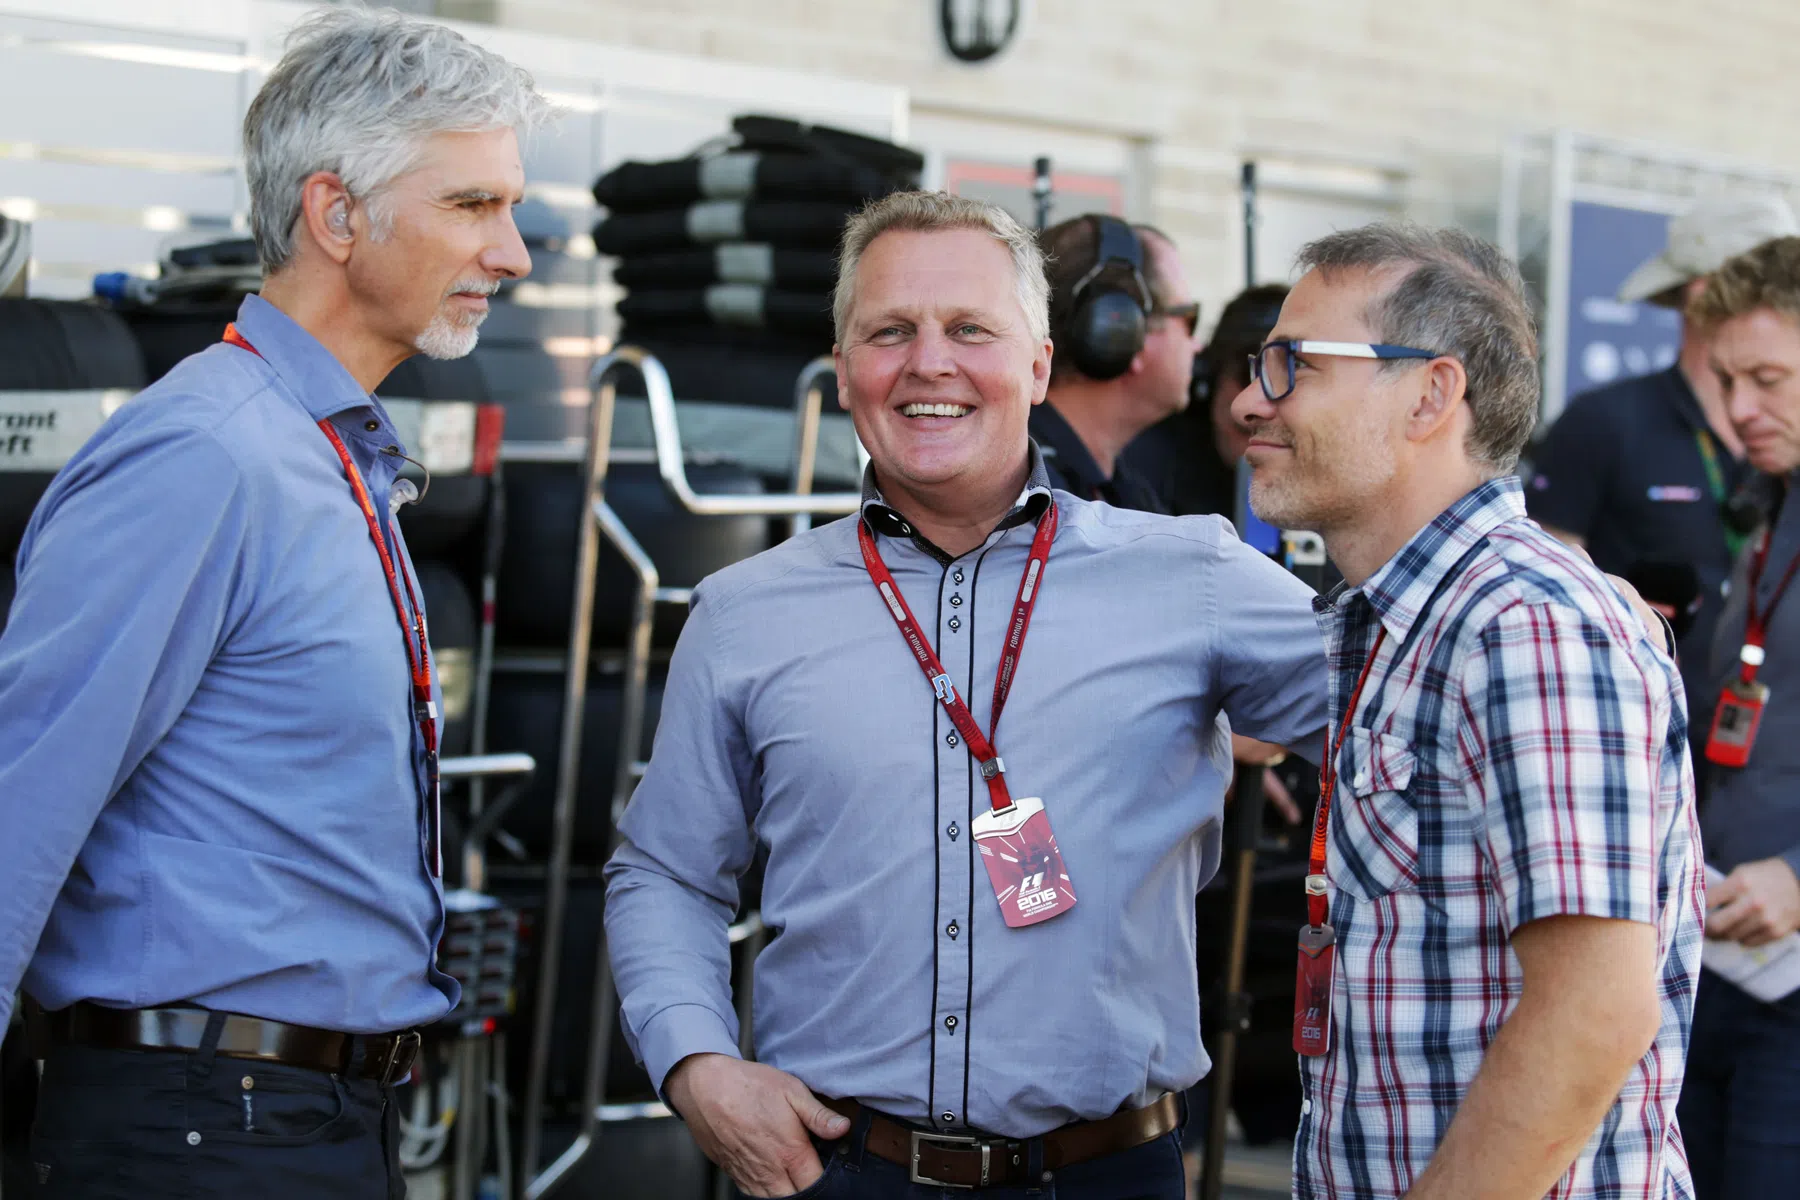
[43,1002,420,1087]
[818,1093,1179,1189]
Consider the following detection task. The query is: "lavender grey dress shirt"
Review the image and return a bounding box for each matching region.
[603,446,1328,1137]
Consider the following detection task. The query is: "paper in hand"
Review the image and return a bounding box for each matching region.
[1703,865,1800,1003]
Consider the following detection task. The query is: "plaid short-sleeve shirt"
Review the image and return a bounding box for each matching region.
[1293,478,1704,1200]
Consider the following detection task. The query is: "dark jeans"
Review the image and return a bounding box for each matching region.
[1677,968,1800,1200]
[29,1021,402,1200]
[734,1112,1185,1200]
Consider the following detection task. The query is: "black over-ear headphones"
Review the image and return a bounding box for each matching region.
[1063,215,1151,381]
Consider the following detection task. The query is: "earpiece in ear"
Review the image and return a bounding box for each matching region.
[329,201,351,236]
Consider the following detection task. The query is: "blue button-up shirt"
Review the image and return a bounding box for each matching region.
[603,450,1328,1137]
[0,294,456,1033]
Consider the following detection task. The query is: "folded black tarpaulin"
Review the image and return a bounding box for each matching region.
[593,201,851,255]
[731,115,924,180]
[594,151,895,212]
[618,285,833,338]
[611,244,839,291]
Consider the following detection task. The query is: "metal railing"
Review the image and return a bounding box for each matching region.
[518,347,862,1199]
[434,752,537,1200]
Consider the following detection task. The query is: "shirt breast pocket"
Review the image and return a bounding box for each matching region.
[1330,728,1419,902]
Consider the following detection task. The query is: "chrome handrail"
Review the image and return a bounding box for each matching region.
[517,354,616,1198]
[628,346,860,517]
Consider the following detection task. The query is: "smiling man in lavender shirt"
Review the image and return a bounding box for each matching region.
[603,191,1333,1200]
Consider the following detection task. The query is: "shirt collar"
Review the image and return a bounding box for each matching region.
[859,441,1055,563]
[231,293,387,425]
[1322,476,1525,643]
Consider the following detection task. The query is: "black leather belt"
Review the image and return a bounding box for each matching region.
[819,1093,1180,1189]
[43,1002,420,1087]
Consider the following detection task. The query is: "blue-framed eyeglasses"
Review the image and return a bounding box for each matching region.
[1248,340,1439,402]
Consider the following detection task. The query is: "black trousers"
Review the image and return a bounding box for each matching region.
[29,1016,402,1200]
[1677,970,1800,1199]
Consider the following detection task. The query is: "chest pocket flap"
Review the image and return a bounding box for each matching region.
[1331,727,1420,902]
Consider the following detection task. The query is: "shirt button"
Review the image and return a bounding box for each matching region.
[187,1131,203,1146]
[948,616,962,631]
[942,1111,956,1125]
[241,1075,255,1090]
[364,419,379,432]
[947,822,959,840]
[946,920,959,939]
[954,569,965,584]
[1354,772,1370,790]
[944,1014,958,1032]
[947,733,959,747]
[950,594,963,607]
[1301,1100,1312,1116]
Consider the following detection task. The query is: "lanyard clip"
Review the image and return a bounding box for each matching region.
[415,698,438,723]
[1305,873,1328,896]
[979,756,1006,779]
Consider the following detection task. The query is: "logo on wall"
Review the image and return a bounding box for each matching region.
[940,0,1022,63]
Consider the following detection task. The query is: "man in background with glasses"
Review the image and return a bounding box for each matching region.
[1029,215,1201,512]
[1233,224,1702,1199]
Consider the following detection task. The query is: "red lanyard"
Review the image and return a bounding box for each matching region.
[856,501,1058,814]
[1305,627,1387,930]
[1741,525,1800,685]
[221,323,441,872]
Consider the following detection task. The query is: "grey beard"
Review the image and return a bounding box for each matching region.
[414,307,487,360]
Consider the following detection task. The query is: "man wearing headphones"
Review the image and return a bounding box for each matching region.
[1030,215,1201,512]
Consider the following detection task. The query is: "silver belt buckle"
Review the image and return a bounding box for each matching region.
[909,1129,985,1189]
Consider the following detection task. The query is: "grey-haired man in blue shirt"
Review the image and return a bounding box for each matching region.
[0,9,550,1197]
[603,191,1332,1199]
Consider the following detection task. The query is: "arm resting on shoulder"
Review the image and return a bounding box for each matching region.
[1210,521,1331,759]
[1402,915,1662,1200]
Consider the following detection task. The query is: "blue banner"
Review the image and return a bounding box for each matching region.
[1562,202,1683,411]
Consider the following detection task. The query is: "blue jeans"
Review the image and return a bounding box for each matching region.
[736,1111,1186,1200]
[1677,968,1800,1200]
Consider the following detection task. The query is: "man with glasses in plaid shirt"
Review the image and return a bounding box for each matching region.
[1232,224,1704,1199]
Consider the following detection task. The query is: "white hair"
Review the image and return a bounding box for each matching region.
[834,190,1050,344]
[245,5,555,272]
